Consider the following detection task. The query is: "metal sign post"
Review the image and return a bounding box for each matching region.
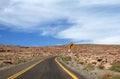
[67,42,75,63]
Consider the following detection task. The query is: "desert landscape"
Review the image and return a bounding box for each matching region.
[0,44,120,79]
[1,0,120,79]
[59,44,120,79]
[0,45,60,68]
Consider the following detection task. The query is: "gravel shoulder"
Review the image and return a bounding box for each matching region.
[58,57,120,79]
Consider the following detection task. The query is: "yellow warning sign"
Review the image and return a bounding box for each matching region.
[68,42,75,51]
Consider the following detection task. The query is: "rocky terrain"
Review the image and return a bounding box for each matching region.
[0,44,120,79]
[0,44,65,69]
[74,44,120,69]
[59,44,120,79]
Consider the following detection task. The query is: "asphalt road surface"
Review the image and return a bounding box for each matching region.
[0,57,81,79]
[14,57,72,79]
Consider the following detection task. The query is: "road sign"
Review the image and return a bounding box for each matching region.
[68,42,75,51]
[67,43,75,63]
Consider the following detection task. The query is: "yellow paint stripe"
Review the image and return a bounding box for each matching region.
[55,58,78,79]
[7,59,44,79]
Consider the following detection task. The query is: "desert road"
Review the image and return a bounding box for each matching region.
[0,57,82,79]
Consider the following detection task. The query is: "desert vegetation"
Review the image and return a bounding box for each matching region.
[100,73,120,79]
[110,62,120,72]
[58,44,120,79]
[0,44,120,79]
[0,45,64,69]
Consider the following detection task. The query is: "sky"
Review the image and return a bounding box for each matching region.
[0,0,120,46]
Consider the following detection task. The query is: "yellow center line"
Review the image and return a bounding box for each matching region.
[7,59,44,79]
[55,58,78,79]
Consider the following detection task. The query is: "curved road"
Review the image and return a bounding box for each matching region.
[0,57,81,79]
[14,57,72,79]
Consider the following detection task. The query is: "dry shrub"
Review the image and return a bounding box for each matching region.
[98,64,105,69]
[110,62,120,72]
[100,73,120,79]
[83,63,95,71]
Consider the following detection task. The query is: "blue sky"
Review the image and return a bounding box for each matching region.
[0,0,120,46]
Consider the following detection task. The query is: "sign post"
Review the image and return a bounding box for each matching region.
[67,42,75,62]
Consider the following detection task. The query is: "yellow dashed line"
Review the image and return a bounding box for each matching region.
[55,58,78,79]
[7,59,44,79]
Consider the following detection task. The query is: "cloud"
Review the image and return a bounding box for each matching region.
[0,0,120,44]
[93,36,120,44]
[79,0,120,5]
[57,15,120,43]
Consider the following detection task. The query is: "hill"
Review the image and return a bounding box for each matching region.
[0,44,120,69]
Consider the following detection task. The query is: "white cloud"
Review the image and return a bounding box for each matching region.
[0,0,120,44]
[57,16,120,43]
[79,0,120,5]
[93,36,120,44]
